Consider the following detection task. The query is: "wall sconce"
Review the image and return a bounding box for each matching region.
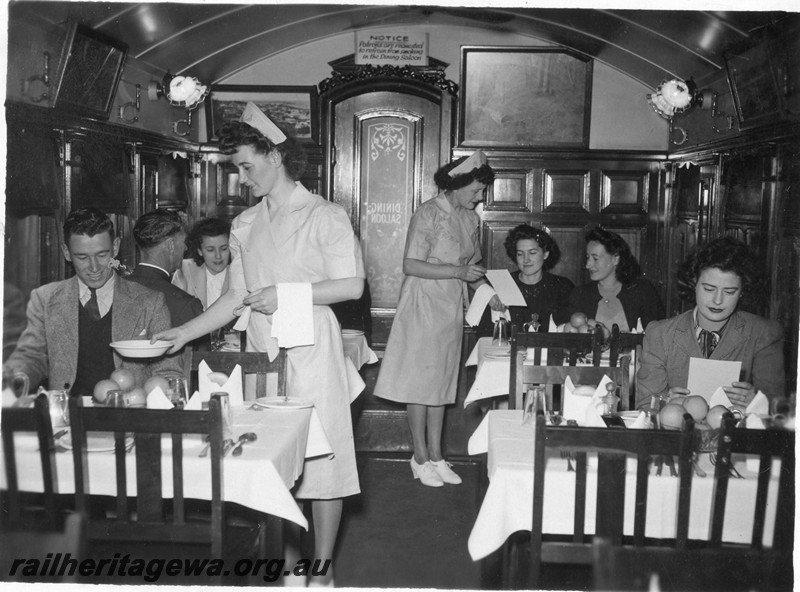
[647,78,734,146]
[21,51,50,103]
[118,84,141,123]
[148,73,209,137]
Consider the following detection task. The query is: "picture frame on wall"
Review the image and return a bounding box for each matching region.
[205,85,319,143]
[458,47,593,149]
[724,38,784,130]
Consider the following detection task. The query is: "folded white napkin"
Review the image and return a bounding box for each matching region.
[562,375,612,427]
[272,283,315,348]
[629,411,649,429]
[585,377,612,427]
[548,315,558,332]
[146,386,174,409]
[636,317,644,333]
[197,360,244,407]
[709,387,770,417]
[465,284,496,326]
[232,304,250,331]
[184,390,204,411]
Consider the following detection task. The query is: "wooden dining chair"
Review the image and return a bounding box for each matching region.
[68,394,237,561]
[509,327,629,410]
[710,412,795,554]
[521,411,696,589]
[1,392,59,530]
[191,348,287,400]
[591,535,791,591]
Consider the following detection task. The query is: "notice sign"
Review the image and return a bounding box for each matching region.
[355,32,428,66]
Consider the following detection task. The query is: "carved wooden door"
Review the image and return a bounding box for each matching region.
[331,91,444,346]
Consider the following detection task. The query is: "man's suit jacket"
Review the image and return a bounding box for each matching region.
[129,264,204,327]
[6,276,183,391]
[129,264,205,372]
[636,310,785,408]
[172,259,229,310]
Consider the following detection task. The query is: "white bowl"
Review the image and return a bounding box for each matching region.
[110,340,172,358]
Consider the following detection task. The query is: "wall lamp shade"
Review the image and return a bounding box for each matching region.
[647,78,696,119]
[148,74,208,110]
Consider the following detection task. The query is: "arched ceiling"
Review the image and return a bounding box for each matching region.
[8,2,798,89]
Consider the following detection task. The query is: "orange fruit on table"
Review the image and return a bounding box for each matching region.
[658,403,686,430]
[93,378,121,404]
[570,312,588,328]
[125,386,147,408]
[110,368,137,391]
[706,405,729,429]
[682,395,709,422]
[144,375,170,395]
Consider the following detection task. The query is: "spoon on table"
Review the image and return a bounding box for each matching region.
[230,432,257,457]
[198,435,212,458]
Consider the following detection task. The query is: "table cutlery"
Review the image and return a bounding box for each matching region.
[709,453,744,479]
[221,438,235,456]
[53,428,69,441]
[198,435,212,457]
[561,450,574,472]
[231,432,257,456]
[692,454,706,478]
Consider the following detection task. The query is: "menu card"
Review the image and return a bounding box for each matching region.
[687,357,741,401]
[485,269,526,307]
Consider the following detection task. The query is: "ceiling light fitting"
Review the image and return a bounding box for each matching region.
[148,73,209,136]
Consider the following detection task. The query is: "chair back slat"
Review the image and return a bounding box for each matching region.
[1,393,58,529]
[114,432,129,521]
[135,433,163,522]
[67,395,226,558]
[191,349,287,400]
[528,412,696,589]
[172,433,185,525]
[710,412,795,552]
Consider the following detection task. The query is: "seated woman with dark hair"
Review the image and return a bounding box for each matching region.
[636,237,784,411]
[567,226,664,332]
[478,224,573,335]
[172,217,232,310]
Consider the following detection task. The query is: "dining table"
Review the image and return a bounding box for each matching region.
[466,409,781,562]
[463,336,625,407]
[341,329,378,371]
[0,404,333,530]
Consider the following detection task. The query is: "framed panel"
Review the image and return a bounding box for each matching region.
[484,169,533,212]
[50,21,128,120]
[724,38,784,130]
[600,171,649,215]
[543,226,587,286]
[542,169,590,214]
[459,47,592,148]
[205,85,319,143]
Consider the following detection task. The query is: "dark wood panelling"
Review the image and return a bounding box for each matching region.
[600,170,649,215]
[544,226,589,286]
[542,169,591,214]
[481,221,524,271]
[485,168,533,212]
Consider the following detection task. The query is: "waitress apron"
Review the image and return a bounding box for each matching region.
[229,183,365,499]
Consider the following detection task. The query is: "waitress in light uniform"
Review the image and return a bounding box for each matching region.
[155,103,364,586]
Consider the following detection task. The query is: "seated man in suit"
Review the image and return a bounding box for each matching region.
[636,237,785,411]
[129,209,205,371]
[4,208,183,397]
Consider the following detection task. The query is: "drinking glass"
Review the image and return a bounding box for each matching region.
[492,318,510,347]
[107,390,128,408]
[166,375,189,408]
[47,390,70,427]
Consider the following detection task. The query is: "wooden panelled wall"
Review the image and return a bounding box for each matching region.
[455,150,667,299]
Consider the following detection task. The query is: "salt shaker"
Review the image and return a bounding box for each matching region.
[602,381,620,415]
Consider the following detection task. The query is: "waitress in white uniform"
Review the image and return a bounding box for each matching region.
[155,103,364,586]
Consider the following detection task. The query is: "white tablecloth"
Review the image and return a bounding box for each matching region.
[1,406,333,530]
[342,331,378,370]
[467,410,780,561]
[464,337,615,407]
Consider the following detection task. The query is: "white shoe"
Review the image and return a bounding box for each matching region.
[410,456,444,487]
[430,459,462,485]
